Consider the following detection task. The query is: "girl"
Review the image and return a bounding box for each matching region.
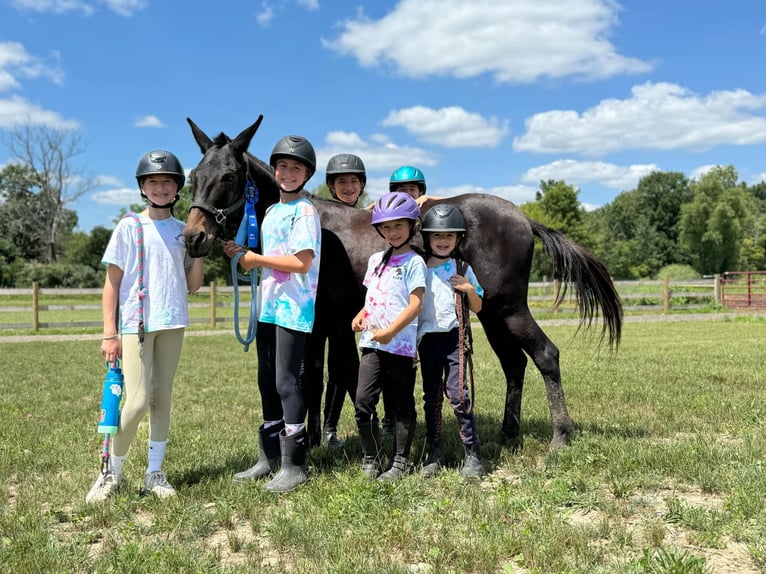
[418,204,485,479]
[223,135,321,493]
[352,192,426,480]
[86,150,205,502]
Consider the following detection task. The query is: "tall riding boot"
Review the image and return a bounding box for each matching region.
[306,409,322,448]
[378,418,416,481]
[263,429,309,493]
[233,422,284,483]
[357,420,382,479]
[421,441,445,478]
[459,443,486,479]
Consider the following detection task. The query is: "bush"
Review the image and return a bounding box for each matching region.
[14,262,104,288]
[655,264,700,281]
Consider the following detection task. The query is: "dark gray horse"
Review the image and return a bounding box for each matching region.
[183,116,623,450]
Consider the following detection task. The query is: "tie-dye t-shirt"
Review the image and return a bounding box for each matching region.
[418,258,484,340]
[360,250,427,358]
[257,196,321,333]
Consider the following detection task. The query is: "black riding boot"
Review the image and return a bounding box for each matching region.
[460,443,486,479]
[357,420,382,479]
[378,418,416,481]
[421,441,444,478]
[233,422,283,483]
[306,410,322,448]
[322,423,344,449]
[263,429,309,493]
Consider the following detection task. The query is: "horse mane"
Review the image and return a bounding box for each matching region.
[213,133,231,147]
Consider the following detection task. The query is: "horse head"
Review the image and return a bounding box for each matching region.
[184,116,280,257]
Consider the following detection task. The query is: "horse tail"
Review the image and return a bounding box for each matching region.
[529,219,623,349]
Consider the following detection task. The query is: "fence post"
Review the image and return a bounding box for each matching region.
[209,281,216,328]
[663,276,670,313]
[713,274,721,305]
[32,281,40,331]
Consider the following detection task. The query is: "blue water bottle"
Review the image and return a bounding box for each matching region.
[97,362,124,434]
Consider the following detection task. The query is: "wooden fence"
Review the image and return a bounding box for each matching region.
[0,276,724,332]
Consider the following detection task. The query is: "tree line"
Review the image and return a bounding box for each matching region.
[1,126,764,288]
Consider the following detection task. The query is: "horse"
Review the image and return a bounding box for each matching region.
[183,116,623,451]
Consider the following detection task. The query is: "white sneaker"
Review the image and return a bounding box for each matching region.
[85,472,121,503]
[144,471,176,498]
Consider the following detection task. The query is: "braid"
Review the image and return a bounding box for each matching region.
[374,246,395,277]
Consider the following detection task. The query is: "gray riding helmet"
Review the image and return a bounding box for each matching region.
[325,154,367,189]
[421,204,466,232]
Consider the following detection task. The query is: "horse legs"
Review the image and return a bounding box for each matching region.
[479,313,527,449]
[510,313,572,450]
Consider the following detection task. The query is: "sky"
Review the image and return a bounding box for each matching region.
[2,0,766,232]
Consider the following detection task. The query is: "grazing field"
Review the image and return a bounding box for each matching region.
[1,318,765,573]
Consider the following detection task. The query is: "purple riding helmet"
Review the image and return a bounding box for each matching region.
[371,191,421,225]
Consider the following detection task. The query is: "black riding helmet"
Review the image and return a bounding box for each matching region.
[135,150,185,208]
[270,135,316,184]
[421,204,466,256]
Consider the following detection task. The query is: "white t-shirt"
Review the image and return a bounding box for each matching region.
[360,250,427,358]
[418,258,484,338]
[102,214,192,334]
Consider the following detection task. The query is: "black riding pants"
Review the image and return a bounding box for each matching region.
[419,329,479,446]
[256,322,307,425]
[355,349,416,425]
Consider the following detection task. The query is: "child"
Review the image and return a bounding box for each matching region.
[223,135,321,493]
[418,204,486,479]
[352,191,426,480]
[86,150,205,502]
[302,154,366,448]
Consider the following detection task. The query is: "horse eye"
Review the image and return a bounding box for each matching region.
[222,174,236,184]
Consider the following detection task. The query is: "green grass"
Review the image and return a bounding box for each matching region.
[1,319,765,572]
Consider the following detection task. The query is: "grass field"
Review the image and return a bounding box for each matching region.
[1,318,765,573]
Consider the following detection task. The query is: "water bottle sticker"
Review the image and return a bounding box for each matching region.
[110,384,123,397]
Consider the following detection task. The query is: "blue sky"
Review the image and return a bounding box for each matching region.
[2,0,766,232]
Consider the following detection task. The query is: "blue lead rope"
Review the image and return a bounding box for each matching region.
[231,253,258,352]
[231,178,260,352]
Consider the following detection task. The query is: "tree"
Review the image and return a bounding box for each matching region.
[3,124,96,263]
[679,166,755,274]
[0,163,47,261]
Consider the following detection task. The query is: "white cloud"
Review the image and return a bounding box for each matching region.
[94,175,122,187]
[10,0,94,15]
[135,115,165,128]
[514,82,766,156]
[11,0,145,15]
[316,130,438,175]
[0,42,64,93]
[99,0,145,16]
[0,94,79,129]
[324,0,651,83]
[91,186,137,206]
[430,183,539,205]
[689,164,718,181]
[755,172,766,183]
[522,159,659,191]
[381,106,509,147]
[256,2,274,26]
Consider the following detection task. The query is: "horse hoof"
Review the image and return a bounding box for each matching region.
[499,433,523,452]
[549,434,570,451]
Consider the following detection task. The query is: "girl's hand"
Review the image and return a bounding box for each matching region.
[370,328,394,345]
[223,240,244,260]
[351,314,366,332]
[451,274,474,294]
[101,338,122,363]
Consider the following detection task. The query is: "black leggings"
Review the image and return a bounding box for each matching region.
[355,349,416,425]
[256,322,307,425]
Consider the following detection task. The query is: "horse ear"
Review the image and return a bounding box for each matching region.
[231,115,264,156]
[187,117,214,154]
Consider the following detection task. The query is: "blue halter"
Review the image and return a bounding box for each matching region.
[231,178,260,351]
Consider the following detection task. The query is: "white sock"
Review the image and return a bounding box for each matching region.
[264,419,283,429]
[110,454,126,476]
[147,440,166,473]
[285,423,305,436]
